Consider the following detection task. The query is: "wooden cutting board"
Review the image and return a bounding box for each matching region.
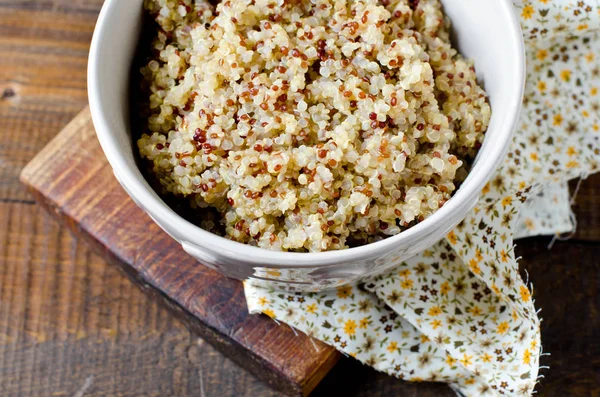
[19,107,340,397]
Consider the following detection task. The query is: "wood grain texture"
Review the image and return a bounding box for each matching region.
[2,0,600,396]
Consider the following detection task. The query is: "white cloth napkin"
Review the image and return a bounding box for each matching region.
[245,1,600,395]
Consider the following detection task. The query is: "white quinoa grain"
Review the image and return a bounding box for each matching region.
[138,0,491,252]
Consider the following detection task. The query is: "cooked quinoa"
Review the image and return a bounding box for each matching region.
[138,0,491,252]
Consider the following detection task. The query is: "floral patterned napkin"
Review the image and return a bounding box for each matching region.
[244,1,600,396]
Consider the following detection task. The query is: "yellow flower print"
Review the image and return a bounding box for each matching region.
[258,297,269,306]
[525,218,535,230]
[582,110,590,118]
[537,80,546,92]
[521,4,535,19]
[530,339,538,350]
[464,378,476,385]
[577,23,588,31]
[492,283,501,294]
[501,195,513,207]
[593,123,599,132]
[460,353,473,367]
[497,321,509,334]
[264,309,276,318]
[519,181,527,190]
[500,249,509,263]
[560,69,571,82]
[343,319,357,336]
[538,0,548,3]
[387,341,398,353]
[359,317,370,329]
[469,258,482,275]
[446,355,457,366]
[523,349,531,365]
[440,281,451,296]
[470,306,483,316]
[520,285,532,302]
[401,278,414,289]
[481,182,490,195]
[266,269,281,277]
[475,248,483,262]
[585,53,595,63]
[428,306,442,317]
[306,303,317,314]
[591,87,598,96]
[530,152,539,161]
[553,113,564,126]
[481,353,493,363]
[337,285,352,299]
[566,160,579,168]
[567,146,577,156]
[399,269,412,278]
[536,49,548,61]
[420,334,430,343]
[447,230,457,245]
[430,319,442,329]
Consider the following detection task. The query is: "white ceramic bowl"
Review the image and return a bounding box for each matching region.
[88,0,524,291]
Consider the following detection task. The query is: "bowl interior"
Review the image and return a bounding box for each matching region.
[89,0,523,265]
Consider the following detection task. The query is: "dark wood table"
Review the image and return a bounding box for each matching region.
[0,1,598,396]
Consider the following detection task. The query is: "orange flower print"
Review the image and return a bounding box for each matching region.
[337,285,353,299]
[343,319,357,336]
[521,4,535,19]
[577,23,588,31]
[497,321,509,334]
[560,69,571,82]
[500,249,509,263]
[520,285,532,302]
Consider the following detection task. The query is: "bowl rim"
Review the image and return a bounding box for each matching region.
[88,0,525,267]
